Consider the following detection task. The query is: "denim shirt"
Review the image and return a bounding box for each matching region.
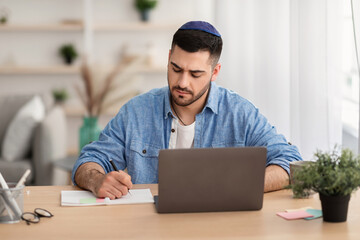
[72,82,302,185]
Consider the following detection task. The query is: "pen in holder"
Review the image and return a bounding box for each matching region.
[0,183,24,224]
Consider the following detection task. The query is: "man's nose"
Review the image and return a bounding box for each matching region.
[178,72,190,88]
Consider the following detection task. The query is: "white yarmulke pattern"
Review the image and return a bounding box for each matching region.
[1,95,45,161]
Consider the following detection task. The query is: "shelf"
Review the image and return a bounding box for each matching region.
[0,65,165,75]
[0,65,81,75]
[93,22,179,31]
[0,23,83,32]
[0,22,179,32]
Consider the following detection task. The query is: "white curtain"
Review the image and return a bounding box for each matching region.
[214,0,343,160]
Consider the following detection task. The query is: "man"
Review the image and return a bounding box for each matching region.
[72,21,302,199]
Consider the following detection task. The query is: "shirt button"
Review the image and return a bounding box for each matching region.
[142,149,147,154]
[171,129,175,133]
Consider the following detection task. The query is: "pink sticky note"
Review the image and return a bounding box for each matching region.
[276,210,314,220]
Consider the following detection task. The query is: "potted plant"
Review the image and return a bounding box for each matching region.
[289,147,360,222]
[76,54,143,151]
[0,7,10,24]
[52,88,69,104]
[134,0,157,22]
[59,44,78,65]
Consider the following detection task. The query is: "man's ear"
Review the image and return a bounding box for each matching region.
[210,63,221,82]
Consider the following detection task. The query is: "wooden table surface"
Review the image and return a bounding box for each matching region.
[1,184,360,240]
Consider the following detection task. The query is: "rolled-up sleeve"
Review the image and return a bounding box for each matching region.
[244,106,303,174]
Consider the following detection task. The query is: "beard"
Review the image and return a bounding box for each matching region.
[169,79,211,107]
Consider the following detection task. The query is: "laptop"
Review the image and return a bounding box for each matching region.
[154,147,267,213]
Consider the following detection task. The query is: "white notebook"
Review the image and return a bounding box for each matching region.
[61,189,154,206]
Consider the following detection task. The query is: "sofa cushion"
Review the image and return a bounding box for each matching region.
[1,96,45,161]
[0,158,33,184]
[0,95,33,153]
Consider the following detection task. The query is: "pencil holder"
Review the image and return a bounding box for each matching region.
[0,183,24,224]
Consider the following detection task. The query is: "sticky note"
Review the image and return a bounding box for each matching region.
[79,198,105,204]
[80,198,97,204]
[285,206,312,212]
[276,210,314,220]
[304,209,322,220]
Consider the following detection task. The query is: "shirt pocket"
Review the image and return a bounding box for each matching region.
[128,141,162,183]
[211,141,245,148]
[129,140,161,159]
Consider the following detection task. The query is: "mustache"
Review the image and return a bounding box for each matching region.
[172,86,193,94]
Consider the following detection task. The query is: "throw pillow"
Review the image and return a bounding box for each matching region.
[1,95,45,161]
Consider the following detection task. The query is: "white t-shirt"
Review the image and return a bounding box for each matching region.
[168,118,195,149]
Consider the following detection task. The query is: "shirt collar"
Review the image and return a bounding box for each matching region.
[164,82,219,120]
[204,82,219,115]
[164,88,173,120]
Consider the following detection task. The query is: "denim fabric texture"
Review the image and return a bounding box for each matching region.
[72,82,303,185]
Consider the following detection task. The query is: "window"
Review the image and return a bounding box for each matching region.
[342,0,359,142]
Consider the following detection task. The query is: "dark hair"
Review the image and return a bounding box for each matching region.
[171,29,223,67]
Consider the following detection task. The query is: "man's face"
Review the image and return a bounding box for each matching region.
[167,45,220,107]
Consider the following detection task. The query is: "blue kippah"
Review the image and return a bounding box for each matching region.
[179,21,221,37]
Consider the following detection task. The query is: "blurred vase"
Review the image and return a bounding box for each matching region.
[79,117,102,152]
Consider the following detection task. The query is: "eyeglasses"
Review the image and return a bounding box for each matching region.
[21,208,53,225]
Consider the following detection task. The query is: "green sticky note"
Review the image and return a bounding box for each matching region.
[80,198,97,204]
[305,209,322,220]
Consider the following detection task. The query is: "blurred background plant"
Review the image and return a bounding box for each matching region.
[134,0,158,22]
[52,88,69,104]
[76,49,145,117]
[76,49,145,150]
[59,43,78,65]
[0,6,10,24]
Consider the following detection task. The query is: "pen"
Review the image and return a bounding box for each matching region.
[109,159,132,196]
[16,169,31,188]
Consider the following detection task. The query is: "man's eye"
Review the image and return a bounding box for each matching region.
[191,74,201,78]
[173,68,181,73]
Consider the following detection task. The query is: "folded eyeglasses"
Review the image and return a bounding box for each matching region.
[21,208,53,225]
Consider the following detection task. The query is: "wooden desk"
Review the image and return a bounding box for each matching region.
[1,185,360,240]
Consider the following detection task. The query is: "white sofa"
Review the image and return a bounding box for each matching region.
[0,94,67,185]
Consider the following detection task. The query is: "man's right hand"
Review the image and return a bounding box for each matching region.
[93,170,133,199]
[74,162,133,200]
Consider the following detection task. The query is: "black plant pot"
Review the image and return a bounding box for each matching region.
[140,10,150,22]
[64,56,74,65]
[320,194,350,222]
